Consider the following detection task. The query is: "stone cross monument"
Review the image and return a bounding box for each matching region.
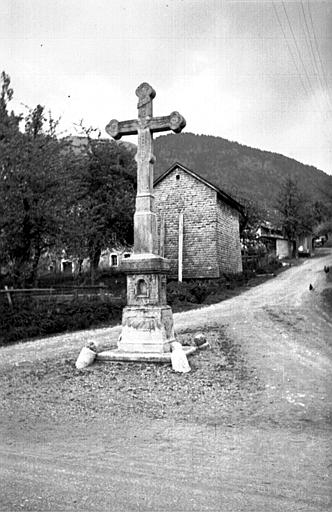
[105,83,186,355]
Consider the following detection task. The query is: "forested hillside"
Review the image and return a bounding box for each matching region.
[69,132,332,221]
[153,133,332,218]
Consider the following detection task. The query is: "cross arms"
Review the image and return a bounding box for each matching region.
[105,111,186,141]
[149,111,186,134]
[105,119,138,140]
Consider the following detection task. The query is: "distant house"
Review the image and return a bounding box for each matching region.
[154,162,243,279]
[257,222,293,259]
[97,248,132,270]
[298,234,314,257]
[257,222,314,258]
[41,247,132,276]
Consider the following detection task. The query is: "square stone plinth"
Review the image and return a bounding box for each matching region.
[119,305,174,353]
[97,345,198,363]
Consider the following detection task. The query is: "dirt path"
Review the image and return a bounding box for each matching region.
[176,248,332,421]
[1,249,331,511]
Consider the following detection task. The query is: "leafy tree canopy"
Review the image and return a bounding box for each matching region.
[0,72,137,286]
[275,177,326,256]
[60,128,136,283]
[0,77,76,286]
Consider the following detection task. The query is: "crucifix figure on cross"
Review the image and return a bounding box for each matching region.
[106,82,186,255]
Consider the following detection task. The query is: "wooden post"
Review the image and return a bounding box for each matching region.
[160,212,165,258]
[4,286,13,308]
[178,211,183,282]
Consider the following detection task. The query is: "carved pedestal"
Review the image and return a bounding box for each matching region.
[119,254,175,353]
[120,305,174,353]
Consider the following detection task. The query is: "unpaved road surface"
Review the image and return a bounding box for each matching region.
[0,249,331,511]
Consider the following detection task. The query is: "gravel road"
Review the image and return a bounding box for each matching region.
[0,248,331,511]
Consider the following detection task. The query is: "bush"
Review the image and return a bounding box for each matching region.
[36,272,77,288]
[167,281,197,305]
[188,280,212,303]
[242,252,283,275]
[95,269,126,292]
[0,296,124,346]
[167,279,223,306]
[256,255,282,274]
[36,268,127,289]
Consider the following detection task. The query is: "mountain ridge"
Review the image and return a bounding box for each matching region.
[66,133,332,220]
[153,132,332,218]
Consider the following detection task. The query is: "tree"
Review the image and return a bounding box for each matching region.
[312,200,330,226]
[238,197,266,243]
[0,72,75,286]
[0,73,137,286]
[225,184,267,246]
[0,71,21,140]
[62,131,137,283]
[314,218,332,238]
[276,177,314,257]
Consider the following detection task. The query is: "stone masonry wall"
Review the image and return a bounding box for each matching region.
[216,201,243,274]
[154,167,219,278]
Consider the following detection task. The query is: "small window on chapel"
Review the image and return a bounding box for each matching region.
[176,174,180,180]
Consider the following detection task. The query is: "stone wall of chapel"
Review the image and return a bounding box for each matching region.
[154,166,243,278]
[216,200,243,274]
[154,168,219,278]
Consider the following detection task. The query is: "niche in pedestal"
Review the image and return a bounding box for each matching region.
[136,278,148,298]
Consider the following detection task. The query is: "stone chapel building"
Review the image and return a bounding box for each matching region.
[154,162,243,279]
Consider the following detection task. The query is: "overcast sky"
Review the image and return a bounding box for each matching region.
[1,0,331,174]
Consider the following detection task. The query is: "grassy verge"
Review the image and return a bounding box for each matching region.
[0,297,124,347]
[321,288,332,318]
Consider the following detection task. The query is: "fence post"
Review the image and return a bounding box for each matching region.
[4,286,13,309]
[178,210,184,283]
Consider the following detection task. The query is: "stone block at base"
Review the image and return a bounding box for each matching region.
[119,305,174,353]
[97,345,198,363]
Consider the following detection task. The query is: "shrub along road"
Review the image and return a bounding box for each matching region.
[0,248,331,511]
